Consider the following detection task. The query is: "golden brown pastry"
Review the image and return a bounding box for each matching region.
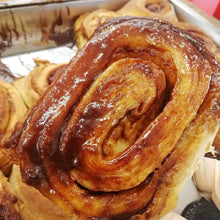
[0,80,27,173]
[118,0,178,21]
[0,80,27,140]
[175,21,218,56]
[0,169,21,219]
[0,62,27,173]
[73,0,178,49]
[1,17,219,219]
[13,59,66,108]
[9,165,72,220]
[74,9,119,49]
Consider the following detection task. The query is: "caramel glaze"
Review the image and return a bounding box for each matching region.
[1,17,219,219]
[47,64,67,85]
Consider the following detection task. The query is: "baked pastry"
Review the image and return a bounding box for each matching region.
[73,0,178,49]
[0,60,65,173]
[9,165,72,220]
[0,80,27,140]
[74,9,119,49]
[13,59,66,108]
[1,17,219,219]
[0,62,27,173]
[0,169,21,219]
[118,0,178,21]
[0,80,27,173]
[175,21,219,57]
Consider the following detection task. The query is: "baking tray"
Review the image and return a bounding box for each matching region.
[0,0,78,8]
[0,0,128,57]
[0,0,219,217]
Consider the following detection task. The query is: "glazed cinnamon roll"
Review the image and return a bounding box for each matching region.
[0,80,27,173]
[0,80,27,140]
[13,59,66,108]
[1,17,219,219]
[74,9,118,49]
[73,0,178,49]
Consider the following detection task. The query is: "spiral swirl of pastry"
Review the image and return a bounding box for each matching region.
[13,59,66,108]
[74,9,119,49]
[0,80,27,173]
[173,23,220,151]
[0,80,27,140]
[2,17,220,219]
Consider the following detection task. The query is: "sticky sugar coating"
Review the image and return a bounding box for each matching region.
[1,17,219,219]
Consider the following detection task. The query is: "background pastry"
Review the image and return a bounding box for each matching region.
[0,59,66,173]
[118,0,178,21]
[0,80,27,141]
[0,62,27,173]
[0,170,21,220]
[73,0,178,49]
[74,9,119,49]
[175,21,219,58]
[12,59,66,108]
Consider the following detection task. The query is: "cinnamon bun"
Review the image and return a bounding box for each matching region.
[0,168,21,219]
[12,59,66,108]
[0,80,27,140]
[118,0,178,21]
[74,9,119,49]
[176,22,218,56]
[1,17,219,219]
[0,80,27,173]
[73,0,178,49]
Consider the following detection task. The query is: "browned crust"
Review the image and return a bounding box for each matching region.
[1,17,219,219]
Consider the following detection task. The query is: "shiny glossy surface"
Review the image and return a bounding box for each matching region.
[1,17,219,219]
